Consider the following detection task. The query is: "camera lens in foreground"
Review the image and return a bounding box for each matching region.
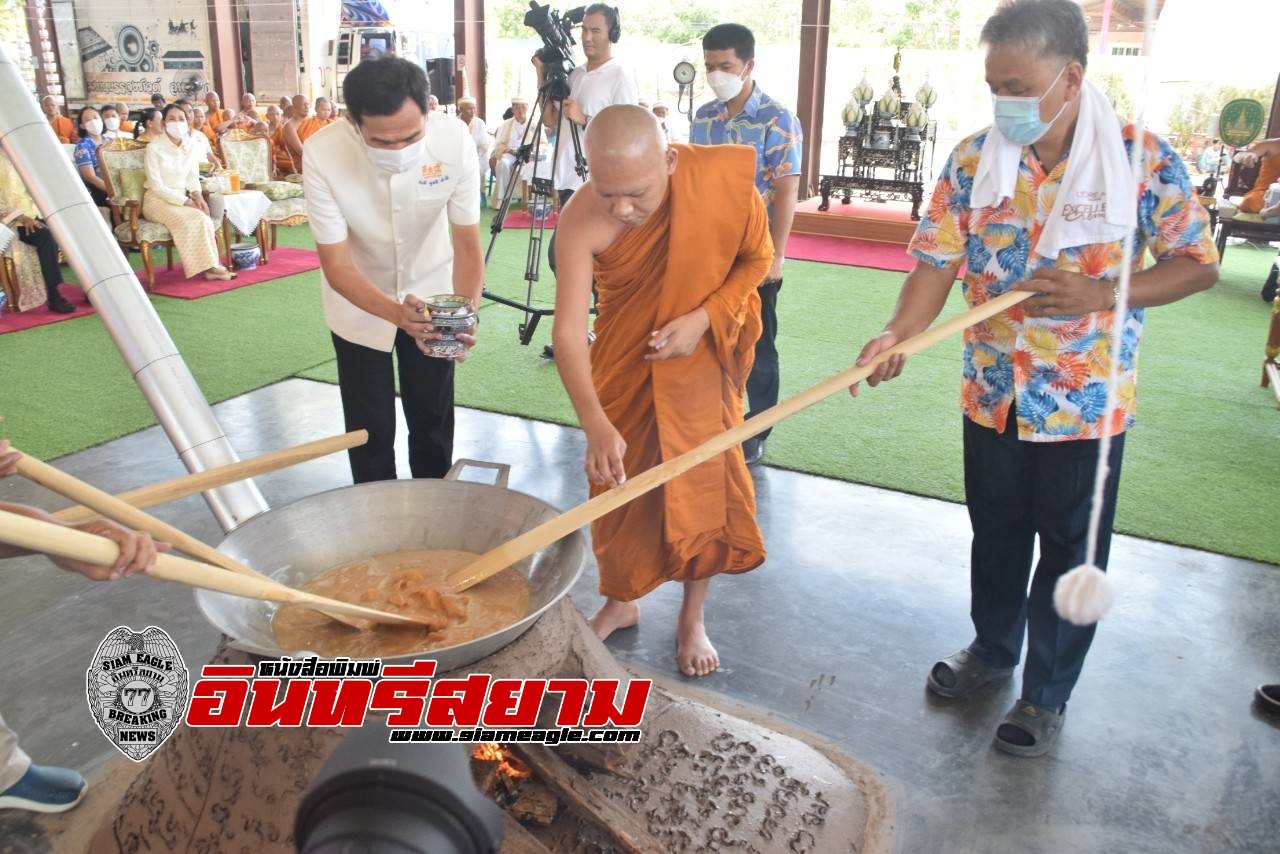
[296,728,505,854]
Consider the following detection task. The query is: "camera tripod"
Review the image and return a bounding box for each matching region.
[482,74,589,346]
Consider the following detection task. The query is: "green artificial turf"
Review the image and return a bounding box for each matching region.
[3,218,1278,564]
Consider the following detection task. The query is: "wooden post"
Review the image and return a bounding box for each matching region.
[454,0,486,120]
[1268,71,1280,140]
[796,0,831,199]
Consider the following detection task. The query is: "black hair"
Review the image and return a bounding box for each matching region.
[134,107,161,138]
[980,0,1089,69]
[583,4,619,34]
[151,93,165,104]
[161,103,187,124]
[702,23,755,62]
[343,55,429,124]
[76,104,101,138]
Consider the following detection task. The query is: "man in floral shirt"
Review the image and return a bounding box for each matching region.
[853,0,1218,757]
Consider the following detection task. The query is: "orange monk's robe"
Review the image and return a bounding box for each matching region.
[271,124,298,177]
[297,116,332,143]
[200,123,221,160]
[1240,154,1280,213]
[49,115,75,144]
[589,143,773,601]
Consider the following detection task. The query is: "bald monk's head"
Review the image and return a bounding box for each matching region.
[586,105,677,228]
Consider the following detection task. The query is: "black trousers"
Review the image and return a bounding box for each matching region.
[331,330,455,483]
[745,278,782,440]
[547,188,575,275]
[16,225,61,289]
[83,181,109,208]
[963,408,1125,708]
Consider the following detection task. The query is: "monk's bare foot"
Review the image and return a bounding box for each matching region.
[677,620,719,677]
[589,599,640,641]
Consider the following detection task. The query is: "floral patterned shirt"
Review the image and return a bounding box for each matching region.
[909,124,1218,442]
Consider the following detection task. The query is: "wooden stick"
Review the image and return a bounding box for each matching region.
[448,290,1032,592]
[52,430,368,523]
[506,744,657,854]
[14,450,273,581]
[0,509,430,627]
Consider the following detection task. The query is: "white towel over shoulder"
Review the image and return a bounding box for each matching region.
[971,80,1131,260]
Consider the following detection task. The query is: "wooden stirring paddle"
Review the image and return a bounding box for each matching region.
[445,289,1033,593]
[13,449,378,630]
[0,509,432,628]
[53,429,368,523]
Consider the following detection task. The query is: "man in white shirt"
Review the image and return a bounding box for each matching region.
[533,3,638,207]
[457,96,490,208]
[304,56,484,483]
[489,97,530,206]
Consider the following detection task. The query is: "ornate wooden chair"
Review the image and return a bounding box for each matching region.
[220,129,307,263]
[98,138,175,289]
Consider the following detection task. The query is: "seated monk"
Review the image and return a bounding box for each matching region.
[1236,137,1280,214]
[271,119,298,178]
[284,97,335,174]
[280,94,311,176]
[551,105,772,677]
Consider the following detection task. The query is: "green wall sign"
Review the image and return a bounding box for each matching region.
[1219,99,1265,147]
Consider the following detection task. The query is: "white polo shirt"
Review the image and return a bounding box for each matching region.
[303,112,480,352]
[553,58,638,192]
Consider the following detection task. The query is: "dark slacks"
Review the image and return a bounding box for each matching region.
[745,278,782,440]
[331,330,455,483]
[16,225,61,289]
[963,408,1124,708]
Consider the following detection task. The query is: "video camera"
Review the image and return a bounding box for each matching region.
[525,1,584,92]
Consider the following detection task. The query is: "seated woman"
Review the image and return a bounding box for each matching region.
[132,108,163,143]
[142,104,234,282]
[72,106,110,208]
[0,151,74,312]
[100,103,123,141]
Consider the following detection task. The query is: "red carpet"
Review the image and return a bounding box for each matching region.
[795,195,917,221]
[501,209,559,229]
[785,233,916,272]
[0,247,319,335]
[784,233,965,278]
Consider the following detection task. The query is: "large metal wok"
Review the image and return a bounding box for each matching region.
[195,460,586,671]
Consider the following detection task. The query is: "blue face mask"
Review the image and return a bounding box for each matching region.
[992,64,1069,146]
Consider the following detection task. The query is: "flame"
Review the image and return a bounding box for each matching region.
[471,742,531,779]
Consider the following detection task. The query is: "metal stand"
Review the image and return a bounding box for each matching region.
[483,76,587,346]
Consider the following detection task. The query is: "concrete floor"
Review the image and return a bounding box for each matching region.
[0,378,1277,853]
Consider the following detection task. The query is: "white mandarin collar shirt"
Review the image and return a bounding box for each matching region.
[303,112,480,352]
[144,137,201,206]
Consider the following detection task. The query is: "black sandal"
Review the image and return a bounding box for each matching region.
[926,648,1014,699]
[994,700,1066,757]
[1255,684,1280,714]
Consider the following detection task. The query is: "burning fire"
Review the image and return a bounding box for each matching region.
[472,742,531,779]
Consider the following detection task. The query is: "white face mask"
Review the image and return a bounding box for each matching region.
[165,121,188,140]
[103,116,120,132]
[363,133,427,174]
[84,118,104,136]
[708,68,748,103]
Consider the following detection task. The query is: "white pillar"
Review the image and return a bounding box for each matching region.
[0,44,268,532]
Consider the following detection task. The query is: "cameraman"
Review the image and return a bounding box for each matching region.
[532,3,637,210]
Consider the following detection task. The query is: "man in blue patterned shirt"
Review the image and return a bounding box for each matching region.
[690,23,803,466]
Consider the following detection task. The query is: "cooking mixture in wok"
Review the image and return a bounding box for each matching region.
[272,549,531,657]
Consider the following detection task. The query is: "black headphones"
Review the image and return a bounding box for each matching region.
[608,5,621,43]
[586,4,621,43]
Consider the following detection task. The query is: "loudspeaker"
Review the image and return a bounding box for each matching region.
[426,58,455,105]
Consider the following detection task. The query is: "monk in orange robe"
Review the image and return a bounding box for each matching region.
[1237,137,1280,214]
[285,97,335,174]
[552,105,772,677]
[40,96,75,143]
